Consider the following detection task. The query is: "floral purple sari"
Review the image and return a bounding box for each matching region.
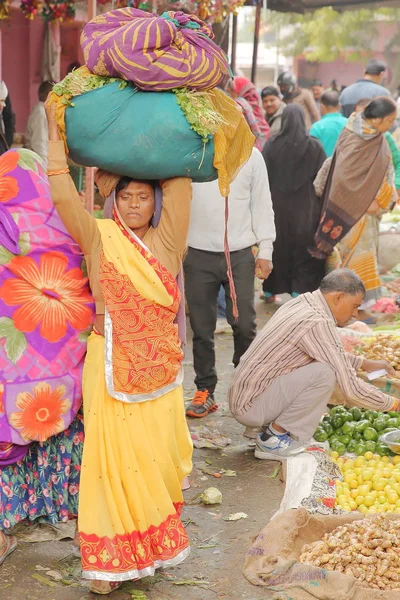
[0,149,94,466]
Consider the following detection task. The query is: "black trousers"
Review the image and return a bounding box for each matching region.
[184,247,257,393]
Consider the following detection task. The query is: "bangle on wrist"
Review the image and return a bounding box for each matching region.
[47,168,69,176]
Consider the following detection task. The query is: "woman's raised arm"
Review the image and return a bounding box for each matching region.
[46,103,101,256]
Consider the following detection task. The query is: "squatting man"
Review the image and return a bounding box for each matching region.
[228,269,398,460]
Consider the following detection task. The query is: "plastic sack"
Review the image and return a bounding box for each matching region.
[81,8,230,91]
[65,82,217,182]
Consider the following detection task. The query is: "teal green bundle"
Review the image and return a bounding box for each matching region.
[65,82,217,182]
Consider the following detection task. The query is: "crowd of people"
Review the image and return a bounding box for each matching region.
[1,53,400,594]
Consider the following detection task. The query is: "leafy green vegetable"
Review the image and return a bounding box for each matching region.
[173,88,224,143]
[52,68,130,107]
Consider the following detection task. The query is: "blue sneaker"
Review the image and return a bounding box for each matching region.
[254,431,305,460]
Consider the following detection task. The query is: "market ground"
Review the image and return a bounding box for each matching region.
[1,298,283,600]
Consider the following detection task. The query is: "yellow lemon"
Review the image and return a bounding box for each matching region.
[355,457,365,467]
[330,451,339,460]
[355,495,365,506]
[387,492,399,504]
[364,451,374,461]
[381,456,391,464]
[373,481,385,492]
[358,504,368,513]
[392,456,400,465]
[364,495,375,507]
[362,470,374,481]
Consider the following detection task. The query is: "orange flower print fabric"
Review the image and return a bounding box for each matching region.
[9,383,71,442]
[0,252,93,343]
[0,152,19,204]
[0,148,94,466]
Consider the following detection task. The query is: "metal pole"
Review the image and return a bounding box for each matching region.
[85,0,97,215]
[274,22,280,84]
[251,1,261,84]
[231,14,238,74]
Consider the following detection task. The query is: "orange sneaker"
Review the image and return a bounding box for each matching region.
[186,390,218,418]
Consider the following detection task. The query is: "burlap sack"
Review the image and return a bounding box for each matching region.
[243,508,400,600]
[330,373,400,406]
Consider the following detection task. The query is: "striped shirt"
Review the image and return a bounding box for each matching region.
[228,290,397,415]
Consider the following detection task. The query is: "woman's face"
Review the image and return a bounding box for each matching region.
[372,111,397,133]
[116,181,155,231]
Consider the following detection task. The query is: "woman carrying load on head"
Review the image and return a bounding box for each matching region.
[227,77,271,151]
[0,147,94,564]
[45,104,193,595]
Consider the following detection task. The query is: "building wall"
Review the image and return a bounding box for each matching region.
[1,10,86,134]
[60,22,85,80]
[2,8,45,132]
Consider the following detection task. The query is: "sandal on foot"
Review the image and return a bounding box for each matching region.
[0,535,17,566]
[90,581,122,595]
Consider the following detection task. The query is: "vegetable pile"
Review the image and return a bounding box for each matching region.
[353,334,400,369]
[313,405,398,456]
[334,452,400,514]
[300,515,400,590]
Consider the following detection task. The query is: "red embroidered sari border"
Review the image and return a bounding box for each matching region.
[80,502,189,579]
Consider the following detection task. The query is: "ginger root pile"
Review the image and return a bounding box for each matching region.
[354,334,400,370]
[300,515,400,590]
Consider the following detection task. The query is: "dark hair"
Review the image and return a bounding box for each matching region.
[365,58,387,75]
[320,269,366,297]
[67,62,81,74]
[38,80,53,102]
[321,90,340,108]
[115,177,155,196]
[311,79,323,87]
[362,96,396,120]
[261,85,280,98]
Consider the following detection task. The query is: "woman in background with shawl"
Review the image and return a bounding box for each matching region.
[312,97,397,318]
[46,105,193,595]
[0,148,94,563]
[227,77,270,150]
[262,104,326,299]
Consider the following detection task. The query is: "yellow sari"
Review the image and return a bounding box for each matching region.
[79,215,192,582]
[338,178,395,306]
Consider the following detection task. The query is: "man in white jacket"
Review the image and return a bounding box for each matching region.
[25,81,53,164]
[185,147,276,418]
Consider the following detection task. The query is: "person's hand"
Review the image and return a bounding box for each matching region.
[362,358,396,377]
[255,259,273,280]
[44,99,60,142]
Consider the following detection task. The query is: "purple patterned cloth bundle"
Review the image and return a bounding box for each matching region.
[81,8,230,91]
